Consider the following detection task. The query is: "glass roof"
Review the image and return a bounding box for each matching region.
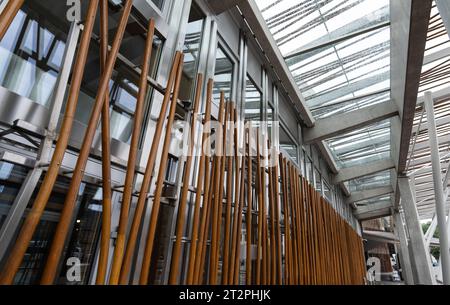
[347,169,391,193]
[406,1,450,220]
[255,0,393,202]
[326,119,391,168]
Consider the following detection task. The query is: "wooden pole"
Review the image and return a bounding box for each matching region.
[272,153,282,284]
[208,94,225,284]
[168,73,203,284]
[256,132,270,285]
[232,128,247,284]
[40,0,133,285]
[96,0,112,285]
[186,78,213,285]
[117,50,180,284]
[0,0,25,40]
[245,127,253,285]
[0,0,99,285]
[195,158,215,284]
[255,127,263,285]
[221,102,234,284]
[192,81,215,284]
[228,105,241,284]
[268,154,277,284]
[213,100,229,283]
[139,52,185,285]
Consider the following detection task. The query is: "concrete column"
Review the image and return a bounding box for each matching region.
[398,176,435,284]
[393,211,414,284]
[424,91,450,284]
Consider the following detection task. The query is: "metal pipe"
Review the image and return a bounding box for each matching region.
[190,79,214,285]
[168,73,203,284]
[0,0,100,285]
[40,0,133,285]
[96,0,112,285]
[139,53,185,285]
[424,91,450,284]
[117,50,180,284]
[0,0,24,40]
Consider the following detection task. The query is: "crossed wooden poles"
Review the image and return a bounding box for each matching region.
[0,0,366,285]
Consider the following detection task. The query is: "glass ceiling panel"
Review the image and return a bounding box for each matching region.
[418,4,450,96]
[256,0,391,117]
[326,119,391,169]
[254,0,393,199]
[347,169,391,192]
[355,194,392,206]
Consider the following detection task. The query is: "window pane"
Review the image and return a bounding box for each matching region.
[0,3,70,107]
[213,47,233,104]
[279,126,298,164]
[179,4,205,102]
[244,75,262,121]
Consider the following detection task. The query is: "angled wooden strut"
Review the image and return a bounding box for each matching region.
[96,0,112,285]
[222,102,235,285]
[231,119,246,284]
[0,0,100,285]
[108,18,156,285]
[207,93,226,285]
[168,73,203,284]
[0,0,25,40]
[245,127,252,285]
[40,0,133,284]
[139,52,185,285]
[118,50,180,284]
[189,79,213,285]
[228,104,241,285]
[255,127,263,285]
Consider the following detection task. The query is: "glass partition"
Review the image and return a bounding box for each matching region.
[213,46,234,105]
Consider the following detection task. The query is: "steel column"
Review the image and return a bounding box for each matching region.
[393,211,414,284]
[398,176,435,284]
[424,91,450,284]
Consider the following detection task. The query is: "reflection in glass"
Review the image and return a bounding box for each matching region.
[5,175,102,285]
[0,162,28,227]
[0,8,68,107]
[179,4,205,102]
[59,185,103,285]
[279,126,298,164]
[244,75,262,121]
[213,47,233,104]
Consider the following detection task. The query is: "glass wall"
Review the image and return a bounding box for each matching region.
[244,75,262,121]
[0,1,71,107]
[179,3,205,102]
[279,126,298,164]
[62,9,163,146]
[213,46,234,105]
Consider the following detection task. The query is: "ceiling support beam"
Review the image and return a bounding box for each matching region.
[345,186,394,205]
[354,201,393,220]
[391,0,431,175]
[332,159,395,184]
[303,101,398,143]
[207,0,246,15]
